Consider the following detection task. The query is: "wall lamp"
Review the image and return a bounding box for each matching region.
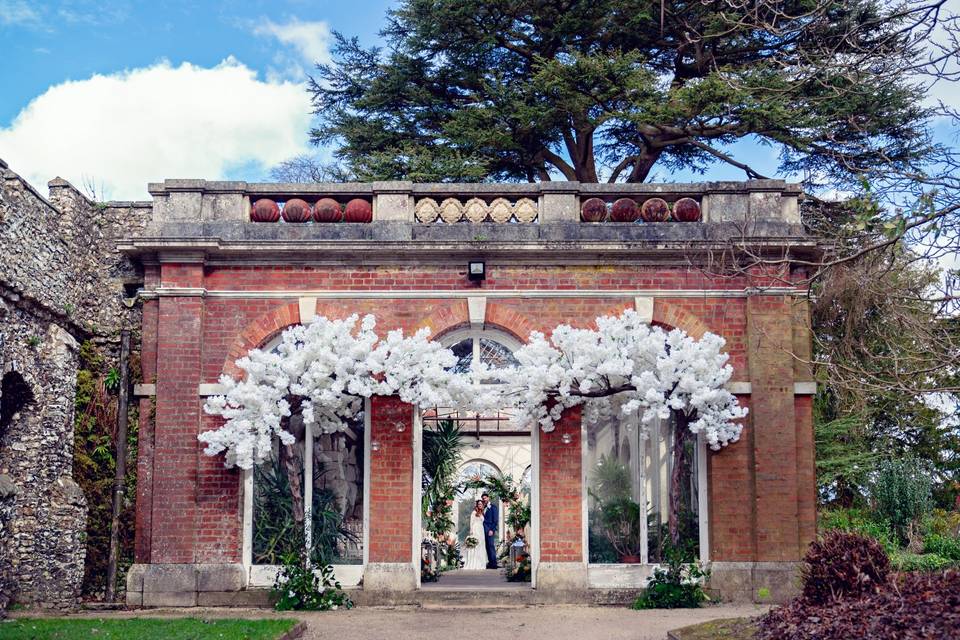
[468,260,486,281]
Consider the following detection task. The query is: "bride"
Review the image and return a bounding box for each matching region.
[462,500,488,571]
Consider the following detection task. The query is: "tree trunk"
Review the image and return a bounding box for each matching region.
[668,410,691,549]
[279,396,307,565]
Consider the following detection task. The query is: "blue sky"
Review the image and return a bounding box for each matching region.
[0,0,955,200]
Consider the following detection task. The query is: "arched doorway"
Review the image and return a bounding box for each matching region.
[419,328,534,589]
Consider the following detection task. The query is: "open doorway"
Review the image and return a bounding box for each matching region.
[418,329,533,590]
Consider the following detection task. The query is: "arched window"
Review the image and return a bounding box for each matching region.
[441,328,522,379]
[247,332,366,574]
[428,329,522,434]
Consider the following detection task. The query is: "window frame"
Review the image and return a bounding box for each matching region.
[581,412,710,588]
[241,334,371,588]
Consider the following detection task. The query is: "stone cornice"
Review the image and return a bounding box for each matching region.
[120,221,821,265]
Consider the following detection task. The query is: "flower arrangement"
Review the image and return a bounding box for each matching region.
[421,556,441,583]
[506,553,532,582]
[464,536,479,548]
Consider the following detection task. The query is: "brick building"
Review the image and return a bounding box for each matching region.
[120,179,818,606]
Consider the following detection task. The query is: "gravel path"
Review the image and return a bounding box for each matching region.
[23,603,769,640]
[295,604,767,640]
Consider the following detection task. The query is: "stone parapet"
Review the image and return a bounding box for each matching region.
[144,178,802,227]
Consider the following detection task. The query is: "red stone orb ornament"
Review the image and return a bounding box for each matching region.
[580,197,607,222]
[343,198,373,223]
[281,198,312,223]
[250,198,280,222]
[672,197,701,222]
[313,198,343,223]
[640,197,670,222]
[610,198,640,222]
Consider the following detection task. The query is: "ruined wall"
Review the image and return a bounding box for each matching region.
[0,158,150,608]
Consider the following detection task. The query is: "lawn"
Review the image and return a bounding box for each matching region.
[0,617,299,640]
[668,617,757,640]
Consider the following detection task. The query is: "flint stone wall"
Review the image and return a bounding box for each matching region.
[0,158,150,609]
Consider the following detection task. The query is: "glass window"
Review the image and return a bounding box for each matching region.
[586,407,701,564]
[252,410,365,566]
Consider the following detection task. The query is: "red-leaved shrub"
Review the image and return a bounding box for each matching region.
[801,530,890,604]
[758,570,960,639]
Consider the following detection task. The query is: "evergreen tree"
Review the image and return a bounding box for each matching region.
[308,0,941,184]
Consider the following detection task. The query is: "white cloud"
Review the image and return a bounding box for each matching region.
[0,58,313,200]
[252,17,332,79]
[0,0,40,25]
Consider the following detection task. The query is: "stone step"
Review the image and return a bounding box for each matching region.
[150,587,642,609]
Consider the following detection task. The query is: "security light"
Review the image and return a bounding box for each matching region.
[468,260,486,281]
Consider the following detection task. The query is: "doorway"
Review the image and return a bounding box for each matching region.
[416,328,535,590]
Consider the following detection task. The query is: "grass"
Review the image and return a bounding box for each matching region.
[668,617,759,640]
[0,617,298,640]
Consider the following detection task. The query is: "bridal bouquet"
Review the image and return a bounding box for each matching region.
[464,536,479,548]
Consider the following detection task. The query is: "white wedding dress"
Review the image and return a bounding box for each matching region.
[462,512,487,570]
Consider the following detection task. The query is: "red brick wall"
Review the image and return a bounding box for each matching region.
[747,296,801,561]
[368,395,414,563]
[133,261,814,568]
[708,396,756,561]
[150,263,203,563]
[539,406,583,563]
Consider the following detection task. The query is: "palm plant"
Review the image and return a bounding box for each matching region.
[422,419,463,539]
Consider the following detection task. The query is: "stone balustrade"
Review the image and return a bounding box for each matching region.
[146,179,801,226]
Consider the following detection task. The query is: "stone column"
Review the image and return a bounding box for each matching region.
[363,395,417,592]
[536,406,586,590]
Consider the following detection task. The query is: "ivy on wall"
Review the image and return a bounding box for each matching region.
[72,340,139,599]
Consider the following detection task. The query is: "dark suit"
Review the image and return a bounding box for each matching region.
[483,502,499,568]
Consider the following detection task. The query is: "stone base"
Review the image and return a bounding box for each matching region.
[708,561,801,603]
[126,563,247,608]
[536,562,588,591]
[361,563,418,592]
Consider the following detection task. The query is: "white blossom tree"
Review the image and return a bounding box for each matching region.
[200,309,746,549]
[502,309,747,544]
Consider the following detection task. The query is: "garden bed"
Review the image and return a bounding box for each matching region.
[0,617,301,640]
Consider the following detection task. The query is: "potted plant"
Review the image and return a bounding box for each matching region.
[600,496,644,563]
[590,455,643,562]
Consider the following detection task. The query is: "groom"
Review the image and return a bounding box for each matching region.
[481,492,498,569]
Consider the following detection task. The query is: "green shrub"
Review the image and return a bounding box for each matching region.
[888,552,954,572]
[632,549,709,609]
[818,508,897,554]
[924,509,960,538]
[271,552,353,611]
[921,534,960,563]
[872,456,934,543]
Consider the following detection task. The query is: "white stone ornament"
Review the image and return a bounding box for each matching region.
[414,198,440,223]
[464,197,488,223]
[488,198,513,223]
[439,198,464,223]
[513,198,538,223]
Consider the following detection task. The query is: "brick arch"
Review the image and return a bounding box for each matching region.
[220,298,473,378]
[652,299,711,339]
[221,300,300,378]
[483,301,538,342]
